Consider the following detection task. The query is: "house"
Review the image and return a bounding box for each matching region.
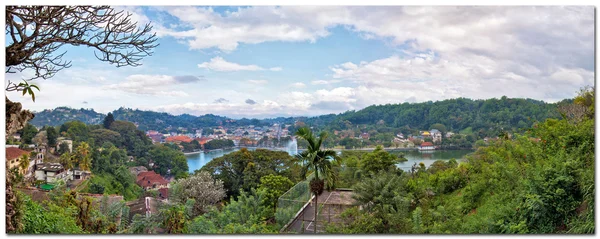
[421,131,431,137]
[35,162,71,183]
[158,188,169,201]
[360,133,370,140]
[129,166,148,176]
[6,147,34,176]
[396,133,404,139]
[165,135,193,144]
[419,142,435,151]
[446,132,455,138]
[72,167,90,180]
[136,171,169,190]
[56,138,73,153]
[430,129,442,143]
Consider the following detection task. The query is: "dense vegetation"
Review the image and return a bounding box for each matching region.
[325,89,594,234]
[201,148,302,198]
[9,88,593,234]
[29,107,104,127]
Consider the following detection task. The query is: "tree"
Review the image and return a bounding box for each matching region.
[5,7,158,233]
[360,145,399,174]
[148,145,189,178]
[90,129,122,148]
[201,148,299,198]
[75,142,92,173]
[103,113,115,129]
[32,130,48,146]
[170,171,226,217]
[19,154,30,177]
[430,123,447,133]
[57,141,71,155]
[21,123,38,144]
[294,127,341,233]
[59,152,74,171]
[5,6,158,89]
[258,174,294,217]
[46,126,57,147]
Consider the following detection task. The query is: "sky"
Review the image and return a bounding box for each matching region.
[4,6,595,119]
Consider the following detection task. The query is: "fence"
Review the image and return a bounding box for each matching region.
[275,173,314,229]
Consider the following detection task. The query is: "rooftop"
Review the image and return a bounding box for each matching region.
[6,147,30,161]
[36,162,64,172]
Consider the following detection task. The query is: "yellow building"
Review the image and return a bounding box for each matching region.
[5,147,31,175]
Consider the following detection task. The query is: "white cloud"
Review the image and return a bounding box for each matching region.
[291,82,306,88]
[154,6,592,103]
[198,57,282,72]
[104,74,203,97]
[311,79,341,85]
[247,79,268,84]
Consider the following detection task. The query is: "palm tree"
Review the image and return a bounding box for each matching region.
[19,154,30,178]
[59,152,74,171]
[294,127,340,233]
[76,142,92,178]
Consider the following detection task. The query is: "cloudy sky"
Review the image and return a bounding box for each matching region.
[5,6,594,119]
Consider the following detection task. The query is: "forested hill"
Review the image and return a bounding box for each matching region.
[319,97,564,133]
[29,107,105,127]
[29,97,565,133]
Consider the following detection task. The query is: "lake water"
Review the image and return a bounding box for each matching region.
[395,149,475,170]
[186,148,475,173]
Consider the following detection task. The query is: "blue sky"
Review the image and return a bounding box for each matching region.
[5,6,595,118]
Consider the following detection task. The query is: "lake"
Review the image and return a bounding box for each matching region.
[186,148,475,173]
[396,149,475,170]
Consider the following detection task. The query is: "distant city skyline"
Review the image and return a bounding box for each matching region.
[5,6,594,119]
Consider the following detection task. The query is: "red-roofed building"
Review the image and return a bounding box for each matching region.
[195,137,211,145]
[165,135,193,144]
[6,147,34,175]
[136,171,169,190]
[419,142,435,151]
[158,188,169,201]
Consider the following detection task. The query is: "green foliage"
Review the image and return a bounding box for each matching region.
[204,139,235,150]
[17,192,84,234]
[331,89,594,234]
[46,126,58,146]
[65,121,90,142]
[148,144,189,178]
[90,129,122,148]
[109,120,152,158]
[92,144,128,174]
[187,189,277,234]
[258,174,294,217]
[20,123,38,144]
[85,173,142,200]
[201,148,300,198]
[103,112,115,129]
[359,145,400,174]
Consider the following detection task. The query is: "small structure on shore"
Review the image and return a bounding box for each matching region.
[419,142,435,151]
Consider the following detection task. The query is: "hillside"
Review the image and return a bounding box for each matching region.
[29,107,105,127]
[29,97,565,134]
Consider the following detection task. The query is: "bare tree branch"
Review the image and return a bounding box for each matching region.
[5,6,159,91]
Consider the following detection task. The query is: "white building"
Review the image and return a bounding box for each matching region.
[35,163,72,183]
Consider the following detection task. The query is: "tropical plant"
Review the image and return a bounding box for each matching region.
[294,127,341,233]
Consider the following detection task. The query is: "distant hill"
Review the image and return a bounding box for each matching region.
[30,107,105,127]
[29,96,566,134]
